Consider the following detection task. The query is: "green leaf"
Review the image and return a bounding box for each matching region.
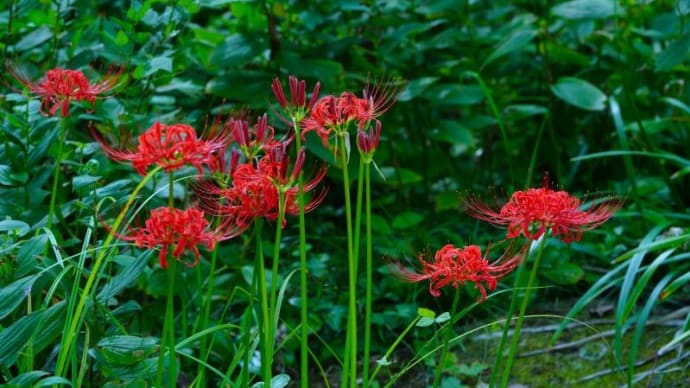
[14,26,52,51]
[431,121,475,147]
[550,77,607,111]
[115,30,130,46]
[0,275,38,320]
[0,219,30,237]
[210,34,263,67]
[655,33,690,71]
[96,335,159,366]
[0,302,64,366]
[551,0,623,20]
[97,252,152,302]
[16,234,48,277]
[144,55,173,77]
[6,371,50,386]
[392,211,424,229]
[541,262,584,285]
[504,104,549,120]
[416,317,435,327]
[376,167,422,185]
[417,307,436,318]
[398,77,438,102]
[483,29,537,68]
[423,84,484,106]
[435,312,451,323]
[0,165,16,185]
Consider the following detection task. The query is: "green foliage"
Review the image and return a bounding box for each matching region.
[2,0,690,386]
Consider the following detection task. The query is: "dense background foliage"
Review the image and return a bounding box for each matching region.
[2,0,690,386]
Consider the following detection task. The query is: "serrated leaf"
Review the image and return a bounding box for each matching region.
[655,33,690,71]
[550,77,607,111]
[552,0,623,20]
[483,29,537,67]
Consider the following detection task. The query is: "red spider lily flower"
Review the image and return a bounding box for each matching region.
[302,94,355,146]
[92,121,227,176]
[226,114,279,160]
[394,244,521,300]
[192,149,327,228]
[357,120,382,161]
[465,184,622,243]
[348,75,402,129]
[115,206,244,269]
[10,66,121,117]
[272,75,321,123]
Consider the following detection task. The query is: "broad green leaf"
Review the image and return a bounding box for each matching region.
[550,77,607,111]
[6,370,50,386]
[503,104,549,120]
[423,84,484,106]
[655,33,690,71]
[72,175,102,190]
[115,30,129,45]
[368,214,392,234]
[144,55,173,77]
[97,252,152,302]
[0,302,64,366]
[417,307,436,318]
[483,29,537,68]
[398,77,438,102]
[435,312,451,323]
[552,0,623,20]
[0,165,15,185]
[376,167,422,185]
[0,219,30,237]
[14,26,52,51]
[16,234,48,277]
[392,211,424,229]
[541,262,584,285]
[430,121,475,147]
[96,335,159,366]
[210,34,263,67]
[416,317,435,327]
[0,275,38,320]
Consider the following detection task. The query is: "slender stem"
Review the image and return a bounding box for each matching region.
[48,119,67,232]
[488,254,528,387]
[55,166,162,377]
[353,157,364,274]
[255,219,272,385]
[432,286,462,388]
[362,161,373,387]
[196,243,219,386]
[499,237,548,388]
[337,136,357,388]
[369,314,421,382]
[294,118,310,388]
[268,191,287,372]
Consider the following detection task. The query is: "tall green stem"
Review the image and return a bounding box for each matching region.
[47,119,67,232]
[196,242,219,386]
[488,253,527,387]
[55,166,162,377]
[268,191,287,372]
[499,237,548,388]
[156,172,178,387]
[338,135,357,388]
[432,286,462,388]
[361,161,373,387]
[294,118,310,388]
[255,219,272,385]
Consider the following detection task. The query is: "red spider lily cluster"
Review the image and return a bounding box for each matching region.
[396,179,620,299]
[302,77,401,148]
[395,244,522,300]
[465,182,622,243]
[85,75,331,268]
[10,66,121,117]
